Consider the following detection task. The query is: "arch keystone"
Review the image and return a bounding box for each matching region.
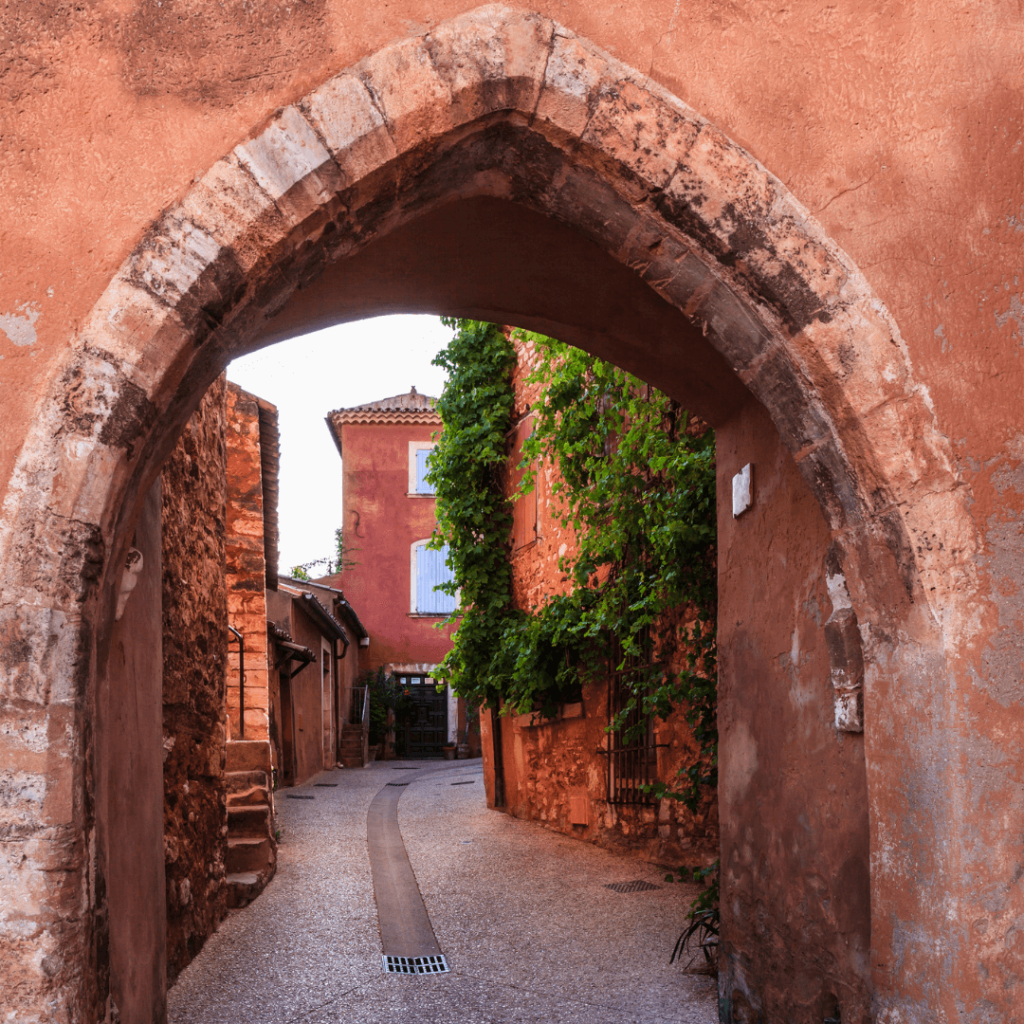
[424,6,554,122]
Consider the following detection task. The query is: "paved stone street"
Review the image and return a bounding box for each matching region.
[168,759,719,1024]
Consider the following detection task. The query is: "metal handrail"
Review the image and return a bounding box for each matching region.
[349,686,369,727]
[228,626,245,739]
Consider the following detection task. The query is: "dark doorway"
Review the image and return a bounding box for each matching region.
[279,672,296,787]
[396,676,448,758]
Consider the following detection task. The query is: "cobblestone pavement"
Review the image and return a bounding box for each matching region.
[168,759,719,1024]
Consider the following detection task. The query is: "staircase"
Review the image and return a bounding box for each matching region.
[224,740,277,908]
[339,722,368,767]
[339,685,370,767]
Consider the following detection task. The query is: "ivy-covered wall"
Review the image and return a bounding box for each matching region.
[430,321,718,868]
[495,332,717,866]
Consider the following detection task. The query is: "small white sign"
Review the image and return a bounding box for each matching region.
[732,464,753,517]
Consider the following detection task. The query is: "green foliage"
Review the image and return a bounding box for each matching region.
[668,860,720,969]
[426,319,519,710]
[290,528,359,582]
[516,332,718,779]
[429,320,717,797]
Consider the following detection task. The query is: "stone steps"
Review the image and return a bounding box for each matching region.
[226,769,270,794]
[227,804,271,837]
[226,784,270,808]
[339,725,367,768]
[224,741,276,909]
[226,837,273,875]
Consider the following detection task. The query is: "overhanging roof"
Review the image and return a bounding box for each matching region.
[325,387,441,458]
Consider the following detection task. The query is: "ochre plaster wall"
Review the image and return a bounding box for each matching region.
[266,594,334,785]
[717,397,871,1023]
[1,0,1019,517]
[159,379,229,983]
[0,5,1022,1022]
[337,420,453,670]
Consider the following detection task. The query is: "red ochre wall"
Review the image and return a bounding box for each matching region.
[716,396,871,1024]
[335,420,454,671]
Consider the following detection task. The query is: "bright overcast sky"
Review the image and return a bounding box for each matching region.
[227,315,453,576]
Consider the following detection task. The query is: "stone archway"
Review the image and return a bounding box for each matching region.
[0,6,982,1021]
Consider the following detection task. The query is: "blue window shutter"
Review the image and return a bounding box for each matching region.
[416,543,457,614]
[416,449,435,494]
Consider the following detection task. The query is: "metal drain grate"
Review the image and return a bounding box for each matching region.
[382,954,450,975]
[604,880,662,893]
[451,780,475,786]
[314,783,338,787]
[386,782,410,787]
[285,794,314,800]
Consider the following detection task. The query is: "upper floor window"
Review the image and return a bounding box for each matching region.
[408,442,436,495]
[510,416,538,551]
[412,541,457,615]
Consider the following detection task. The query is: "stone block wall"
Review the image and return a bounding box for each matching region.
[225,384,272,742]
[160,378,230,983]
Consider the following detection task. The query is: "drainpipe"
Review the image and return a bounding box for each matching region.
[228,625,245,739]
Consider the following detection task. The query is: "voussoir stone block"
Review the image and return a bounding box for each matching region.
[535,31,605,140]
[180,153,291,277]
[128,214,222,310]
[425,6,554,123]
[234,106,343,229]
[581,76,698,192]
[356,36,454,156]
[304,74,397,187]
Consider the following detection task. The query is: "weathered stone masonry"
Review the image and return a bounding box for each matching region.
[160,378,229,983]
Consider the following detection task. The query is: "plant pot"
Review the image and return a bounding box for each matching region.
[456,743,470,759]
[367,744,381,762]
[442,745,457,760]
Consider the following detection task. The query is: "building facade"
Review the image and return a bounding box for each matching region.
[326,389,464,757]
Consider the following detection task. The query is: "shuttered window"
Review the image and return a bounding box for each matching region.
[510,417,538,550]
[415,543,457,614]
[415,448,435,494]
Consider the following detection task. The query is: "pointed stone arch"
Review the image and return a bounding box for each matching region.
[0,5,980,1019]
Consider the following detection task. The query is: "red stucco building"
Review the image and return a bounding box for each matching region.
[326,389,463,757]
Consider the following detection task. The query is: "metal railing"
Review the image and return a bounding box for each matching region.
[350,685,369,727]
[228,625,245,739]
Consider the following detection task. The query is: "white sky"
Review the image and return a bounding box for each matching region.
[227,315,453,576]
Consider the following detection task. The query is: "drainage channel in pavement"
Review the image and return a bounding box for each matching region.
[366,762,468,976]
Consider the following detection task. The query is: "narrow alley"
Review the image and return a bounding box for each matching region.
[167,760,718,1024]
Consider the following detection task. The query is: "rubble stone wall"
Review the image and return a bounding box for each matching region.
[160,378,230,983]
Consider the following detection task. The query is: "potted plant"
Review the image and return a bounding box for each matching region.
[442,742,457,760]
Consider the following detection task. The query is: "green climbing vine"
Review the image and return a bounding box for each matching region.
[428,320,718,811]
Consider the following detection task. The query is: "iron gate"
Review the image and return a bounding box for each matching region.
[397,676,448,757]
